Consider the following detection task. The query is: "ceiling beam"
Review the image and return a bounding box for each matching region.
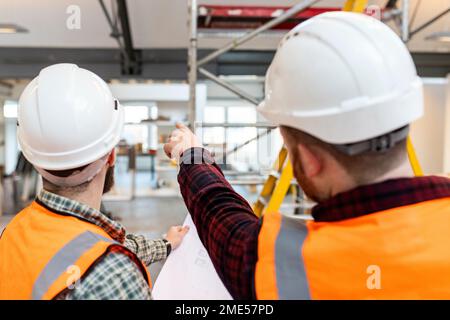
[0,48,448,79]
[116,0,141,75]
[98,0,141,75]
[0,80,13,89]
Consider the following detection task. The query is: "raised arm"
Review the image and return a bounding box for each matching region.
[164,124,260,299]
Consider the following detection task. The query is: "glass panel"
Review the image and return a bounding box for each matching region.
[122,124,148,150]
[124,106,149,123]
[204,106,225,123]
[3,100,17,118]
[202,106,225,151]
[228,106,256,123]
[225,106,257,170]
[227,127,258,171]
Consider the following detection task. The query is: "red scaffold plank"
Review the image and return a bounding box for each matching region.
[198,5,341,30]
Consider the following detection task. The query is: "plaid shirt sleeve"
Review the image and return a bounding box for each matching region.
[178,147,260,300]
[59,250,152,300]
[124,235,167,266]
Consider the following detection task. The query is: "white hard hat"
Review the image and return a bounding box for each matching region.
[258,11,423,146]
[17,63,124,186]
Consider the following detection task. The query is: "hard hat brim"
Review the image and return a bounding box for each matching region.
[257,77,424,145]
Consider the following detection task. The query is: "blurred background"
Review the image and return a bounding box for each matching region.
[0,0,449,277]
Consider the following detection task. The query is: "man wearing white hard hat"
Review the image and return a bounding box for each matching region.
[0,63,189,300]
[164,12,450,299]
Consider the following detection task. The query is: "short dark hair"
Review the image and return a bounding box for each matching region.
[281,125,408,184]
[42,165,91,194]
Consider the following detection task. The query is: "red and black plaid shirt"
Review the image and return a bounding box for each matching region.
[178,147,450,300]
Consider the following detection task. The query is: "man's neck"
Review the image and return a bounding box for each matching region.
[42,167,107,211]
[329,159,414,198]
[47,188,103,211]
[372,159,414,184]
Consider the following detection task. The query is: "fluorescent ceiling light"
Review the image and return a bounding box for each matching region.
[426,31,450,42]
[0,23,28,34]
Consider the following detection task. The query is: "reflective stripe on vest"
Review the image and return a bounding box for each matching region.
[255,211,311,299]
[32,231,115,300]
[275,216,310,299]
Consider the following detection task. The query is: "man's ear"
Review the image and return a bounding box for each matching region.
[107,148,116,167]
[297,143,322,178]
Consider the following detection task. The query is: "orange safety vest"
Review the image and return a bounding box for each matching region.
[256,197,450,299]
[0,201,151,300]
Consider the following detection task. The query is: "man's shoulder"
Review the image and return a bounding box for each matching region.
[56,249,151,300]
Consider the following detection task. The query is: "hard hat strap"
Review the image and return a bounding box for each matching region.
[35,152,111,188]
[334,126,410,156]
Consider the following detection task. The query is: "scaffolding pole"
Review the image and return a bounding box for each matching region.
[188,0,198,130]
[401,0,409,42]
[198,68,260,105]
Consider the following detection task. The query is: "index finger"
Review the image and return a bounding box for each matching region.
[181,225,190,235]
[176,122,187,130]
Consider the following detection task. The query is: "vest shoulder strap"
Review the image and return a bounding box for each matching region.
[0,201,151,300]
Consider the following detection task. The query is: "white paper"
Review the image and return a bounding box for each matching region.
[152,214,233,300]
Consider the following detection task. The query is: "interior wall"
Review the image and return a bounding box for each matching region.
[443,74,450,173]
[0,85,22,175]
[410,77,449,175]
[0,99,5,169]
[206,78,264,101]
[4,117,18,175]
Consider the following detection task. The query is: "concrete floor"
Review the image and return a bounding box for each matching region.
[0,195,189,281]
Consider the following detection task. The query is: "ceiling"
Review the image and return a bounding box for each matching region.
[0,0,448,52]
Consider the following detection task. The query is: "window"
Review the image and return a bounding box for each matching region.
[124,105,149,123]
[227,106,257,170]
[202,104,259,171]
[3,100,17,118]
[202,106,225,145]
[228,106,256,123]
[122,105,151,150]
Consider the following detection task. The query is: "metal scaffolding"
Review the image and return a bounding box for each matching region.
[186,0,424,171]
[187,0,416,131]
[187,0,322,128]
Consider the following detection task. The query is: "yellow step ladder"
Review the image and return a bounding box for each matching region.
[252,147,294,217]
[407,136,423,176]
[342,0,368,13]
